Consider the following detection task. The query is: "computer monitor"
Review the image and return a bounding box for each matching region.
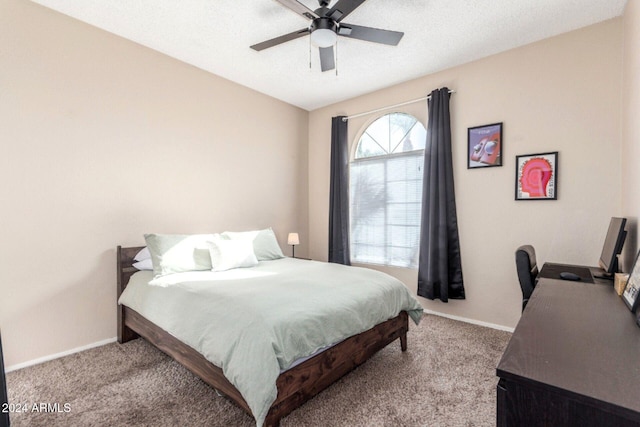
[598,217,627,277]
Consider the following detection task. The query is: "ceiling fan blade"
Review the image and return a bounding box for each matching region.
[275,0,319,20]
[326,0,366,22]
[338,23,404,45]
[319,46,335,72]
[250,28,310,51]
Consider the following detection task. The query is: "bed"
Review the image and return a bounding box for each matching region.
[116,245,422,426]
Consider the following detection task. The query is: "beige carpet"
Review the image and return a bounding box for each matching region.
[7,314,511,426]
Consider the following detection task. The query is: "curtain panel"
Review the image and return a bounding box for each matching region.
[417,88,465,301]
[328,116,351,265]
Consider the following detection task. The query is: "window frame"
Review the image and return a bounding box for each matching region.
[349,112,427,269]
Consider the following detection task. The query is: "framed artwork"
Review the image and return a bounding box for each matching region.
[468,123,502,169]
[623,250,640,312]
[515,151,558,200]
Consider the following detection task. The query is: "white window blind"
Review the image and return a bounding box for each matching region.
[350,113,426,268]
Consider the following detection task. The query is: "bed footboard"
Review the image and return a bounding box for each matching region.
[266,310,408,426]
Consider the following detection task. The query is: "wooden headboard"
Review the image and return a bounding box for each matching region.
[116,245,144,343]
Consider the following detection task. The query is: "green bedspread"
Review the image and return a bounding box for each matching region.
[118,258,423,426]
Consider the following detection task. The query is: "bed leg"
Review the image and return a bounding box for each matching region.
[117,305,139,344]
[118,325,138,344]
[399,311,408,352]
[263,414,280,427]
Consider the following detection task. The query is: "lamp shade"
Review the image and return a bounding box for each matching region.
[287,233,300,245]
[310,28,337,48]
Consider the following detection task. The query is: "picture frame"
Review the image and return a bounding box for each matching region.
[623,250,640,312]
[467,122,503,169]
[515,151,558,200]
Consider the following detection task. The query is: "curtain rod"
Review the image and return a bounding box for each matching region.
[341,90,455,122]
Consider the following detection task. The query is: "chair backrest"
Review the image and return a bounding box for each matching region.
[515,245,538,311]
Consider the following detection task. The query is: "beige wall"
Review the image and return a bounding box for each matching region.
[2,0,633,367]
[308,19,624,329]
[0,0,308,367]
[622,1,640,269]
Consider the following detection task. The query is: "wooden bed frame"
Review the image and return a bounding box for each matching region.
[116,246,409,426]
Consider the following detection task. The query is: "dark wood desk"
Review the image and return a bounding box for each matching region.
[497,279,640,426]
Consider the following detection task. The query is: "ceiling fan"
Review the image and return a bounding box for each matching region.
[250,0,404,72]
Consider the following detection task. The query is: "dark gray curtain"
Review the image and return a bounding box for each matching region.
[417,88,465,301]
[328,116,351,265]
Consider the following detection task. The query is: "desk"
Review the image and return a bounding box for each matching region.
[496,279,640,426]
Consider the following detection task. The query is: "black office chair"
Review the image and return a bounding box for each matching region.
[516,245,539,311]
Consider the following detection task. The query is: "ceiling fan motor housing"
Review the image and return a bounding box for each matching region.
[310,17,338,34]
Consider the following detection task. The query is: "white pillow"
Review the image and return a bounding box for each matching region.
[144,233,218,277]
[134,247,151,262]
[133,258,153,271]
[208,239,258,272]
[222,228,284,261]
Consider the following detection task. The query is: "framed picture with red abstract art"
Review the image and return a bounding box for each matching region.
[515,151,558,200]
[467,122,502,169]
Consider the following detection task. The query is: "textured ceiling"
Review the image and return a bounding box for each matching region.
[30,0,627,111]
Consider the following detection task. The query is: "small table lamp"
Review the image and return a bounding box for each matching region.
[287,233,300,258]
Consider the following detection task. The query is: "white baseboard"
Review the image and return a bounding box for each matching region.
[423,309,515,333]
[6,337,117,373]
[6,311,513,373]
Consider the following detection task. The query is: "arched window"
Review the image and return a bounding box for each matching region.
[350,113,427,268]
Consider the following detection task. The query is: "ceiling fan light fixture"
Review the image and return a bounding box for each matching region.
[310,28,337,47]
[310,18,338,48]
